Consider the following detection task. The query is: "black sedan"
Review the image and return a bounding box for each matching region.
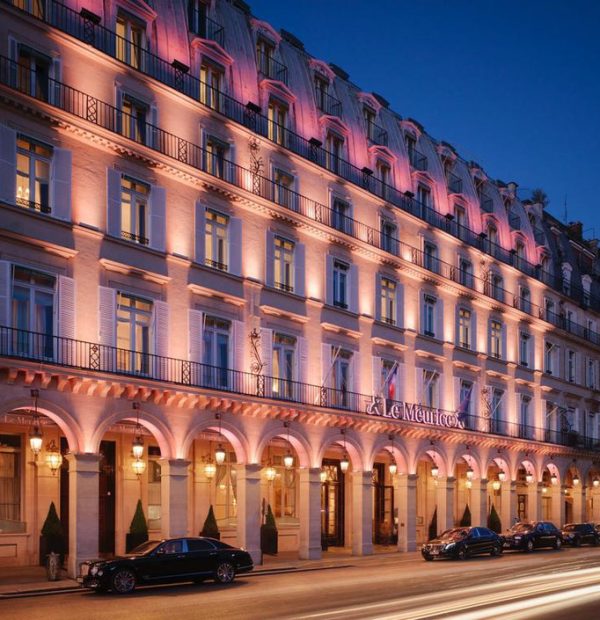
[79,537,253,593]
[502,521,562,552]
[561,523,600,547]
[421,526,503,561]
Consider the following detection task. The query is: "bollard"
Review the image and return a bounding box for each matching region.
[46,551,60,581]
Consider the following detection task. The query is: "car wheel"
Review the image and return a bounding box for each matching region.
[456,548,467,560]
[214,562,236,584]
[491,545,502,557]
[111,569,136,594]
[525,540,534,552]
[554,538,562,550]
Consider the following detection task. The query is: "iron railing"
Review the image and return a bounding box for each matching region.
[187,7,225,47]
[256,51,288,85]
[447,171,463,194]
[408,147,428,171]
[366,120,388,146]
[315,87,342,117]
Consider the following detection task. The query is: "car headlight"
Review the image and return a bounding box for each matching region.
[444,543,456,551]
[90,566,98,576]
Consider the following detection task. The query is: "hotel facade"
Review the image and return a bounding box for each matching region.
[1,0,600,576]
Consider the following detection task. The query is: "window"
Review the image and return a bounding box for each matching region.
[487,224,498,255]
[423,294,436,338]
[116,11,146,69]
[268,98,287,146]
[545,298,555,322]
[0,435,23,532]
[17,45,51,101]
[515,240,525,269]
[491,273,503,302]
[422,369,439,408]
[587,358,596,390]
[380,359,398,400]
[380,218,397,254]
[562,265,572,296]
[16,135,52,212]
[205,209,229,270]
[519,286,531,313]
[274,236,295,292]
[380,277,397,326]
[520,396,531,438]
[332,349,353,408]
[11,265,55,358]
[147,452,161,529]
[116,292,152,373]
[519,332,530,367]
[273,169,295,209]
[454,205,467,231]
[567,350,576,383]
[256,37,275,78]
[489,320,502,359]
[325,132,344,174]
[423,242,438,273]
[314,74,329,112]
[214,449,237,524]
[490,388,503,433]
[200,62,223,111]
[332,260,349,309]
[121,176,149,245]
[376,161,391,199]
[417,185,431,210]
[272,333,296,399]
[205,135,229,179]
[458,308,471,349]
[188,0,208,37]
[120,94,148,145]
[203,316,230,388]
[458,258,473,288]
[364,106,376,140]
[332,198,350,234]
[459,380,473,417]
[270,453,298,519]
[544,341,556,375]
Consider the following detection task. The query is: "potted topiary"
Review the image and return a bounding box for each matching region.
[488,504,502,534]
[126,500,149,552]
[39,502,65,566]
[200,505,220,540]
[460,504,472,527]
[428,507,438,541]
[260,503,278,555]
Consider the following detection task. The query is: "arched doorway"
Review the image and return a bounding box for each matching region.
[415,447,446,544]
[486,456,510,532]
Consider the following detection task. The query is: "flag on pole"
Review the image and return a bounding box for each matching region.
[457,385,472,422]
[386,363,399,401]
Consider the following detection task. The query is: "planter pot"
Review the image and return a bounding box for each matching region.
[39,535,64,566]
[260,525,278,555]
[126,532,149,553]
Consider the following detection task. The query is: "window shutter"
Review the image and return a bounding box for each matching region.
[416,368,424,404]
[0,260,10,328]
[232,319,244,371]
[106,168,122,238]
[98,286,116,345]
[58,276,75,339]
[195,201,206,264]
[150,185,166,252]
[298,336,308,384]
[349,264,359,313]
[454,377,461,411]
[295,242,305,297]
[372,355,381,395]
[325,255,334,305]
[265,230,275,287]
[321,343,331,387]
[419,292,425,335]
[8,39,18,87]
[229,217,242,276]
[260,327,273,394]
[188,309,203,362]
[351,352,360,396]
[436,297,444,340]
[502,323,508,360]
[51,148,72,221]
[153,300,169,357]
[148,104,158,148]
[375,275,382,321]
[51,57,61,106]
[396,362,405,401]
[0,125,16,204]
[470,310,477,351]
[395,282,403,328]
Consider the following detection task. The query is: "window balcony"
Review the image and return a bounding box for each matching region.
[365,120,388,146]
[205,258,228,272]
[315,88,342,117]
[121,230,149,245]
[408,147,428,171]
[480,194,494,213]
[189,11,225,48]
[16,196,51,214]
[509,212,521,230]
[447,171,462,194]
[256,51,288,85]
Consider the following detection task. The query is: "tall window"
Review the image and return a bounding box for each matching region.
[490,388,503,433]
[270,453,298,519]
[272,333,296,399]
[11,266,55,358]
[16,135,52,212]
[459,380,473,417]
[116,12,146,69]
[121,94,148,144]
[314,74,329,112]
[489,320,502,359]
[116,292,152,373]
[214,449,237,525]
[147,447,162,530]
[325,132,344,174]
[17,45,51,100]
[587,358,596,390]
[520,396,531,438]
[205,136,229,179]
[332,349,353,408]
[519,332,530,367]
[567,350,576,383]
[458,258,473,288]
[458,308,471,349]
[332,260,349,309]
[332,198,350,234]
[519,286,531,313]
[256,38,275,78]
[273,169,295,209]
[0,435,22,531]
[274,236,295,292]
[121,176,149,245]
[544,341,555,375]
[203,316,230,388]
[380,218,397,254]
[376,161,391,199]
[205,209,229,270]
[363,106,376,140]
[380,359,397,400]
[268,98,287,146]
[454,205,467,231]
[515,240,525,269]
[380,277,396,325]
[491,273,503,302]
[422,370,439,408]
[487,224,498,256]
[188,0,208,36]
[545,298,555,321]
[417,185,431,210]
[423,242,438,273]
[200,62,223,111]
[423,294,436,338]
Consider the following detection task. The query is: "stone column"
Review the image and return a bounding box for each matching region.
[573,485,585,522]
[66,453,101,578]
[160,459,190,538]
[396,474,417,552]
[527,483,542,522]
[590,486,600,522]
[501,481,517,530]
[299,467,322,560]
[550,484,565,526]
[470,479,488,527]
[436,476,456,531]
[351,470,373,556]
[235,463,262,564]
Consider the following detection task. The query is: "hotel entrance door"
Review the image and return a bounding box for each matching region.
[373,463,395,544]
[321,459,344,547]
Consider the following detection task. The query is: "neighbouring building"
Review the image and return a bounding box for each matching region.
[1,0,600,576]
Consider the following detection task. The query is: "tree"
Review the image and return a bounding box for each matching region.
[488,504,502,534]
[41,502,63,538]
[261,503,278,555]
[200,505,220,539]
[459,504,472,527]
[530,188,549,208]
[40,501,65,565]
[126,500,149,552]
[428,507,438,541]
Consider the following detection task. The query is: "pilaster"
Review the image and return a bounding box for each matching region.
[299,467,322,560]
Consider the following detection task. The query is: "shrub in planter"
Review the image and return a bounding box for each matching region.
[200,505,220,540]
[260,503,278,555]
[459,504,472,527]
[488,504,502,534]
[126,500,149,552]
[428,507,438,541]
[39,502,65,566]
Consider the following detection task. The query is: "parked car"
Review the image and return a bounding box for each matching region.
[561,523,600,547]
[79,537,253,594]
[421,526,503,561]
[503,521,562,552]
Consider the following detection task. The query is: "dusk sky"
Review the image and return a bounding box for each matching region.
[249,0,600,238]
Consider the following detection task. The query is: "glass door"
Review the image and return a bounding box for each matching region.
[373,463,395,545]
[321,459,344,547]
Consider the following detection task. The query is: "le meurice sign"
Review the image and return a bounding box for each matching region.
[366,396,466,430]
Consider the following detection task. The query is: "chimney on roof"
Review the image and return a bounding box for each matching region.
[567,221,583,240]
[507,181,518,197]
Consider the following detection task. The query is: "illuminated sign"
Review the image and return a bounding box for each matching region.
[366,396,466,430]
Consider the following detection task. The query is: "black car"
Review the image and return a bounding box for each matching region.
[79,537,253,593]
[502,521,562,552]
[421,526,503,561]
[561,523,600,547]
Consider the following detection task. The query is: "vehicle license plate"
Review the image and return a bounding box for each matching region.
[430,549,439,555]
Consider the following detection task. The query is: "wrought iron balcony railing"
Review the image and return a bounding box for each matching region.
[2,55,599,350]
[408,147,428,171]
[480,194,494,213]
[256,51,288,85]
[315,87,342,117]
[188,8,225,47]
[1,324,598,452]
[447,171,463,194]
[365,119,388,146]
[6,0,600,312]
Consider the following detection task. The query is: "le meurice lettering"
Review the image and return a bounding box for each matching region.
[366,397,466,430]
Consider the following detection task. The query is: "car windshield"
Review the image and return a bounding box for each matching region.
[439,528,469,540]
[129,540,162,555]
[510,523,533,533]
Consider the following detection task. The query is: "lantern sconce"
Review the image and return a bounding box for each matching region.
[498,470,506,483]
[283,422,294,469]
[388,434,397,476]
[214,413,226,465]
[45,439,63,475]
[550,472,558,486]
[132,458,146,477]
[340,429,349,474]
[525,471,534,485]
[492,479,501,491]
[29,389,43,457]
[465,479,472,489]
[466,465,474,481]
[131,403,144,460]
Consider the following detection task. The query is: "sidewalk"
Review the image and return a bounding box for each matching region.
[0,547,414,598]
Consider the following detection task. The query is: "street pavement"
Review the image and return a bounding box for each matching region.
[3,547,600,619]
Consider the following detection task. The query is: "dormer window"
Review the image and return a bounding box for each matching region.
[325,132,344,175]
[267,98,288,146]
[256,37,287,82]
[364,106,376,140]
[515,239,526,269]
[314,73,329,111]
[200,61,223,111]
[116,11,146,69]
[188,0,208,36]
[417,185,431,210]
